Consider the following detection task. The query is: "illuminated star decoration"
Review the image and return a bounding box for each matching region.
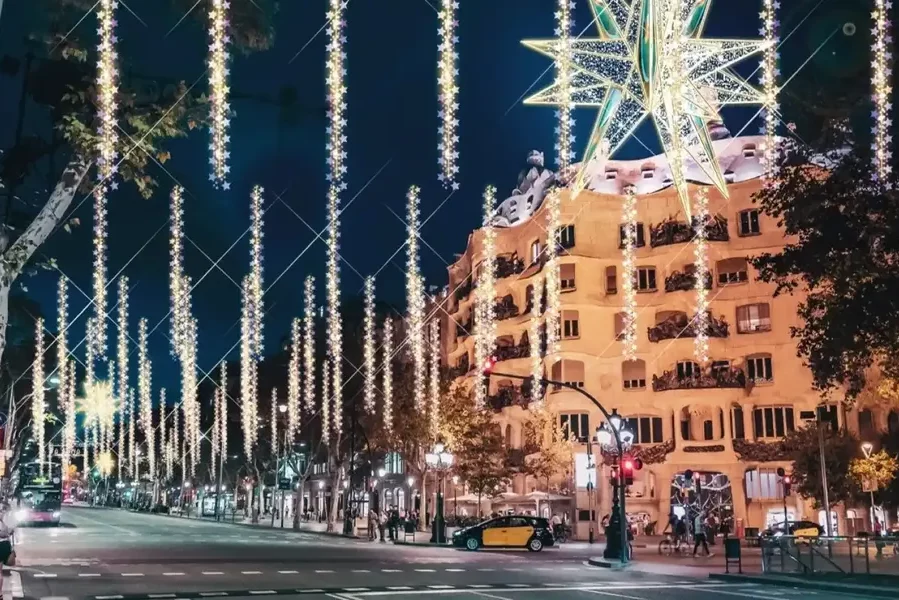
[406,186,426,412]
[872,0,893,184]
[208,0,232,189]
[362,276,377,415]
[529,279,544,407]
[58,277,75,474]
[302,276,316,415]
[116,277,129,480]
[524,0,769,218]
[287,317,301,439]
[381,318,394,433]
[759,0,780,182]
[692,186,710,364]
[437,0,460,190]
[170,185,191,359]
[248,185,265,359]
[33,319,46,475]
[620,186,638,361]
[555,0,576,171]
[473,186,497,409]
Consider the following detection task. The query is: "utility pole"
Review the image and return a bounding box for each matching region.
[817,406,832,536]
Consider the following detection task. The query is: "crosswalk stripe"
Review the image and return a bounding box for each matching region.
[297,590,324,594]
[78,574,101,577]
[202,572,224,575]
[343,589,370,592]
[445,568,465,572]
[314,570,334,574]
[33,574,57,579]
[278,571,299,574]
[248,592,275,595]
[414,569,435,573]
[121,574,144,577]
[242,571,263,575]
[428,585,454,589]
[387,587,412,591]
[163,573,185,576]
[148,595,176,598]
[199,593,228,597]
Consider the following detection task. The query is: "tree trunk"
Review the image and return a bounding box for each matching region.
[0,156,88,372]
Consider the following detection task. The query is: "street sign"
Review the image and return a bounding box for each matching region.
[862,478,877,493]
[278,477,292,491]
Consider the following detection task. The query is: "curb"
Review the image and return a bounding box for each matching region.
[141,509,361,540]
[708,573,898,598]
[587,557,631,570]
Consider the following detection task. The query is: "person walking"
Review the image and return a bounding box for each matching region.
[693,511,712,557]
[0,504,16,591]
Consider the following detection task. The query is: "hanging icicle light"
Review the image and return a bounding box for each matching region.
[405,185,426,412]
[473,186,497,409]
[543,190,562,356]
[159,389,167,481]
[321,359,331,444]
[621,186,638,362]
[287,318,301,440]
[103,362,115,462]
[183,317,199,475]
[302,276,316,415]
[77,378,116,474]
[212,385,221,467]
[271,387,279,458]
[872,0,892,183]
[428,319,440,439]
[382,319,394,433]
[326,185,343,437]
[249,185,265,358]
[208,0,231,189]
[170,185,190,358]
[437,0,459,189]
[65,360,76,473]
[33,319,46,474]
[116,276,129,463]
[128,387,136,476]
[219,361,228,462]
[169,391,178,479]
[58,278,72,472]
[760,0,779,181]
[85,317,96,386]
[555,0,575,172]
[693,186,711,365]
[362,276,376,415]
[240,276,257,456]
[529,279,544,407]
[326,0,348,190]
[91,0,119,358]
[137,318,154,477]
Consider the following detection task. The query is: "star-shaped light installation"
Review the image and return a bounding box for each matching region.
[473,186,497,410]
[362,276,377,415]
[288,317,302,439]
[555,0,576,171]
[872,0,893,183]
[524,0,769,218]
[381,318,394,433]
[302,276,316,415]
[406,186,426,412]
[208,0,232,189]
[437,0,460,189]
[33,319,46,474]
[692,186,710,364]
[760,0,780,181]
[620,186,638,362]
[529,279,544,407]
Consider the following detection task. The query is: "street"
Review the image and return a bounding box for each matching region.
[4,508,883,600]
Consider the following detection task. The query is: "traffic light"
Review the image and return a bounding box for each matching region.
[481,356,497,375]
[783,475,792,496]
[610,464,620,486]
[621,456,642,486]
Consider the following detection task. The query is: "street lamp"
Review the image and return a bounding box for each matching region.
[425,441,454,545]
[452,475,459,518]
[596,408,634,560]
[861,442,877,531]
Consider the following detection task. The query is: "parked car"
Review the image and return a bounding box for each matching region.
[452,515,554,552]
[761,520,822,541]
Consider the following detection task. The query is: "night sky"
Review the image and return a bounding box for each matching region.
[0,0,870,392]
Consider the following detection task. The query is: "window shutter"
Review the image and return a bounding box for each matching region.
[648,269,657,289]
[747,358,757,380]
[759,303,771,319]
[765,357,773,379]
[750,210,759,231]
[740,211,749,232]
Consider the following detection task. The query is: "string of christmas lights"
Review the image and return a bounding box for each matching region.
[405,185,426,412]
[437,0,460,189]
[529,279,543,407]
[760,0,779,181]
[169,391,178,478]
[271,387,279,458]
[116,277,129,477]
[555,0,575,172]
[326,185,343,437]
[182,317,199,475]
[621,186,638,362]
[249,185,265,358]
[128,387,135,476]
[326,0,348,190]
[208,0,231,189]
[872,0,892,183]
[543,190,561,356]
[212,385,221,466]
[33,319,46,474]
[428,319,440,439]
[170,186,191,358]
[382,319,393,433]
[85,317,96,385]
[58,277,73,473]
[693,186,711,364]
[137,318,154,477]
[159,389,167,480]
[65,360,75,474]
[102,362,115,463]
[219,361,228,462]
[303,276,316,415]
[362,276,376,414]
[473,186,497,409]
[321,359,331,444]
[287,318,301,439]
[91,0,119,358]
[240,275,258,456]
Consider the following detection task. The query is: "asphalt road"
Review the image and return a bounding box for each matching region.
[7,508,883,600]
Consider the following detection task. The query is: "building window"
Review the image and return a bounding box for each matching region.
[530,240,542,265]
[736,303,771,333]
[560,413,589,442]
[711,360,730,377]
[635,267,657,292]
[562,310,579,339]
[641,166,654,179]
[742,144,757,159]
[703,420,714,440]
[731,407,745,439]
[622,360,646,390]
[621,416,662,444]
[560,263,576,291]
[385,452,404,474]
[753,406,795,439]
[605,169,618,180]
[606,266,618,294]
[550,359,585,390]
[858,409,875,439]
[746,354,773,383]
[676,360,699,379]
[739,209,761,236]
[717,257,749,285]
[745,468,785,500]
[559,225,576,249]
[619,223,646,248]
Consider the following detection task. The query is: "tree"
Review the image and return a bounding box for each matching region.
[0,0,274,373]
[453,402,512,517]
[751,126,899,399]
[784,423,862,508]
[521,406,573,490]
[849,449,899,507]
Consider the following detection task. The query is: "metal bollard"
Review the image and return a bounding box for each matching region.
[865,537,870,574]
[848,537,854,573]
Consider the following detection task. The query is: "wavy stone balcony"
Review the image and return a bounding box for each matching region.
[488,382,532,412]
[664,269,713,293]
[650,214,729,248]
[494,337,530,361]
[496,253,525,279]
[448,353,470,379]
[495,294,520,321]
[651,366,746,392]
[647,311,729,342]
[453,278,473,304]
[455,316,473,338]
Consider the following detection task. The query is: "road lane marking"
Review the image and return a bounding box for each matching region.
[242,571,263,575]
[477,568,495,572]
[33,574,57,578]
[163,572,185,576]
[199,593,228,597]
[351,570,370,573]
[148,595,177,598]
[427,585,454,590]
[381,569,402,573]
[581,590,650,600]
[503,568,523,572]
[248,592,276,595]
[202,572,225,575]
[315,570,335,573]
[297,590,324,594]
[78,574,101,577]
[121,573,144,577]
[278,570,299,574]
[96,596,123,599]
[343,589,370,592]
[505,584,528,588]
[387,587,412,591]
[414,569,435,573]
[692,587,789,600]
[445,568,465,572]
[468,585,494,589]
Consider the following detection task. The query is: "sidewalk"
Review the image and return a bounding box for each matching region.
[710,573,899,598]
[143,509,361,539]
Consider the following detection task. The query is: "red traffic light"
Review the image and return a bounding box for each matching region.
[622,459,634,472]
[783,475,791,485]
[482,356,498,375]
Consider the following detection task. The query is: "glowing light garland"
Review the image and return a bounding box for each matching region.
[182,317,199,475]
[240,276,258,456]
[621,186,638,362]
[288,318,301,440]
[529,279,544,406]
[302,276,316,415]
[321,359,331,444]
[212,385,221,466]
[159,389,168,480]
[362,276,376,415]
[65,360,75,473]
[525,0,768,212]
[382,319,394,433]
[170,186,191,358]
[473,186,497,409]
[78,378,116,475]
[326,185,343,437]
[554,0,575,172]
[437,0,460,189]
[128,387,135,476]
[326,0,348,190]
[760,0,780,181]
[116,277,129,478]
[428,319,440,439]
[58,277,74,473]
[137,318,154,478]
[692,186,710,364]
[91,0,120,357]
[544,190,561,356]
[271,387,279,459]
[872,0,893,183]
[208,0,231,189]
[219,361,228,462]
[249,185,265,358]
[33,319,46,474]
[406,186,427,412]
[169,392,178,478]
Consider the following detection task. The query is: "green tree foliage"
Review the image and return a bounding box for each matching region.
[453,398,512,515]
[849,449,898,494]
[784,423,862,508]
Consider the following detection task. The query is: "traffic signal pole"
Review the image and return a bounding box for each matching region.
[485,365,630,564]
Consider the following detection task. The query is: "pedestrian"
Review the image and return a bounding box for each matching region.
[0,504,15,590]
[378,510,387,543]
[874,518,885,557]
[693,511,712,558]
[551,513,562,538]
[368,509,378,542]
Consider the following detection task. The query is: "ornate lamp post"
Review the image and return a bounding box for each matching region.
[425,440,454,544]
[861,442,877,532]
[596,408,634,561]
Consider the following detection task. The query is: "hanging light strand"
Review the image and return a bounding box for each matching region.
[544,190,561,356]
[249,185,265,358]
[128,387,136,476]
[170,186,190,358]
[58,277,73,473]
[621,186,638,362]
[65,360,76,474]
[219,361,228,461]
[240,276,258,456]
[287,318,301,440]
[473,186,497,409]
[169,391,178,479]
[428,319,440,439]
[529,279,544,407]
[555,0,575,172]
[760,0,779,182]
[437,0,459,189]
[208,0,231,189]
[405,186,426,411]
[326,0,348,189]
[159,389,167,480]
[362,276,376,414]
[326,185,343,436]
[271,387,279,459]
[302,276,316,415]
[321,359,331,444]
[184,317,199,476]
[872,0,892,183]
[137,318,154,477]
[212,385,221,466]
[116,275,129,438]
[33,319,46,474]
[693,186,711,365]
[382,319,394,433]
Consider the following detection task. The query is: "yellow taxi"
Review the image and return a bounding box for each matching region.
[452,515,555,552]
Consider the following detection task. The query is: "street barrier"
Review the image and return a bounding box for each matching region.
[759,535,899,575]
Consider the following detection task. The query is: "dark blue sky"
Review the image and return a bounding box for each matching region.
[0,0,868,392]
